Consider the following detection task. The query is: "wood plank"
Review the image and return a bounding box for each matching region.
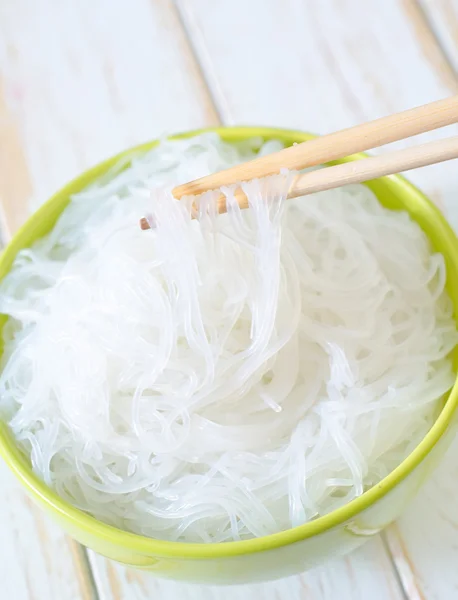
[0,460,97,600]
[0,0,218,238]
[0,81,33,237]
[177,0,458,221]
[419,0,458,75]
[384,438,458,600]
[89,537,404,600]
[0,1,218,599]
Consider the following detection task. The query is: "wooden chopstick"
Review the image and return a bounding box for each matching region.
[140,96,458,229]
[165,135,458,217]
[287,135,458,200]
[174,95,458,198]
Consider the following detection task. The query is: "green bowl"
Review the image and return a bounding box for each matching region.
[1,127,458,585]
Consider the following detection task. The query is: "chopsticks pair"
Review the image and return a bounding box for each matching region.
[140,95,458,229]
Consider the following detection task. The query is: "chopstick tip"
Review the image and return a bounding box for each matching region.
[139,217,152,231]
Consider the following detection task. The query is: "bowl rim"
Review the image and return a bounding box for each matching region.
[1,125,457,560]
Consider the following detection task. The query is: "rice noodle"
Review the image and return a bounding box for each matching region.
[0,133,456,543]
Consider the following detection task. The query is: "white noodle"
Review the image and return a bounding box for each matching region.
[0,133,456,543]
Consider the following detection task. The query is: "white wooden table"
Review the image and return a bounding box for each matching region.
[1,1,458,598]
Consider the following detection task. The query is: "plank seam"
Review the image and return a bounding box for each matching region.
[383,525,427,600]
[173,0,227,124]
[417,0,458,76]
[68,539,101,600]
[405,0,458,90]
[381,530,410,600]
